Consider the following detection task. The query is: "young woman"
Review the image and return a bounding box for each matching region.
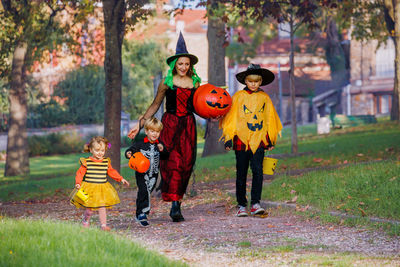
[128,32,201,222]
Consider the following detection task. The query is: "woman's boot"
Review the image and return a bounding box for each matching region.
[170,201,185,222]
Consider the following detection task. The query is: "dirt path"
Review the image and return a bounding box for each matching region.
[1,179,400,266]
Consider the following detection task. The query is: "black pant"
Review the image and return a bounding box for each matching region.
[235,147,265,207]
[135,172,157,217]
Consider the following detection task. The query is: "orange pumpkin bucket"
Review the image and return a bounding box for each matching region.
[129,152,150,173]
[263,157,278,175]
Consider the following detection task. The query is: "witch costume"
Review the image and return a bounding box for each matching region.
[134,32,201,222]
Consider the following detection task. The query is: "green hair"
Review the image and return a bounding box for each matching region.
[164,58,201,89]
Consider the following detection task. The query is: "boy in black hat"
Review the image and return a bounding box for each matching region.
[219,64,282,217]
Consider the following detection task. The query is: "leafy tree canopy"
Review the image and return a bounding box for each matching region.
[122,39,167,118]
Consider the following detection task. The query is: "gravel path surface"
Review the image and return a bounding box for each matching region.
[2,179,400,266]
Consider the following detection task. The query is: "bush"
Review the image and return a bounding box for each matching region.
[54,65,105,125]
[29,99,68,128]
[28,132,85,156]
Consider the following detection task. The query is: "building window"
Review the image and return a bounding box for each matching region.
[375,94,391,114]
[375,39,395,77]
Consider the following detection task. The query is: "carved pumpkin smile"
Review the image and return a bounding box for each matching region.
[247,120,263,131]
[194,84,232,118]
[206,90,230,109]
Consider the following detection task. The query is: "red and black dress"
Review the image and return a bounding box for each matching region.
[160,86,197,202]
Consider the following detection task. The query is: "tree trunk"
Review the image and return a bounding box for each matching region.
[392,1,400,121]
[202,0,227,157]
[5,41,30,176]
[289,13,298,154]
[383,0,400,121]
[102,0,125,171]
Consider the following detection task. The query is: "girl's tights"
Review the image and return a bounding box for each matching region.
[83,207,107,226]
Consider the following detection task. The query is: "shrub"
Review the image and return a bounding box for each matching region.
[28,132,85,156]
[54,65,105,125]
[29,99,68,128]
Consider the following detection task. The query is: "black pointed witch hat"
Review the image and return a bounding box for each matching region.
[166,32,198,65]
[236,64,275,86]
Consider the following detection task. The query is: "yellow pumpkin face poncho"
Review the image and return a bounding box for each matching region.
[219,90,282,154]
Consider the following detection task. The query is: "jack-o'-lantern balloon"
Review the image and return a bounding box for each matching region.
[193,83,232,119]
[219,90,282,154]
[129,152,150,173]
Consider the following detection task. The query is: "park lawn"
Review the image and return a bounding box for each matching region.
[0,217,186,267]
[273,120,400,170]
[0,150,132,202]
[263,160,400,220]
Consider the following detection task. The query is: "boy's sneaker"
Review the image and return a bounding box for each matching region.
[136,213,150,227]
[236,206,248,217]
[250,203,265,215]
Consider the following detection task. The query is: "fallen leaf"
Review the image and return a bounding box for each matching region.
[358,207,366,216]
[296,205,310,212]
[347,195,352,199]
[336,203,345,209]
[256,212,269,218]
[313,158,323,163]
[390,177,397,181]
[286,195,298,204]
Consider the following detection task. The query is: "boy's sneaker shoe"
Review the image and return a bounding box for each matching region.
[250,203,265,215]
[236,206,248,217]
[136,213,150,227]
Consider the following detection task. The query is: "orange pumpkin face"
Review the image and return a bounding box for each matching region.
[128,152,150,173]
[193,83,232,119]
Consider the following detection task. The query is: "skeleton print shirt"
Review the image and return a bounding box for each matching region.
[125,136,167,177]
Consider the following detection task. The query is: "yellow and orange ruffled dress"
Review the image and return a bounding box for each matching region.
[71,157,123,210]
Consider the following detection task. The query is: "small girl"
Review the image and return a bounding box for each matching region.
[71,136,130,231]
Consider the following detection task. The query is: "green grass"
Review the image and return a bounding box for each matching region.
[0,149,134,202]
[0,217,187,267]
[263,160,400,219]
[273,120,400,170]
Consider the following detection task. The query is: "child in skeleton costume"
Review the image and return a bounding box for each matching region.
[125,118,167,227]
[220,64,282,217]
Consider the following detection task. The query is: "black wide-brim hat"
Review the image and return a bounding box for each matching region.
[236,64,275,86]
[166,32,198,65]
